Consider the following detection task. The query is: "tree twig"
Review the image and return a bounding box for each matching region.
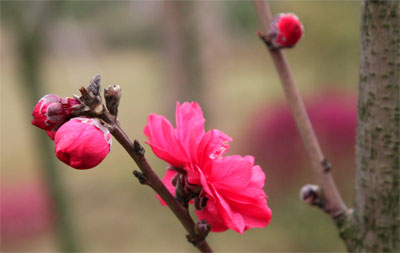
[79,77,212,253]
[253,0,347,219]
[102,114,212,252]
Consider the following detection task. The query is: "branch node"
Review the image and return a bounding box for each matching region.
[174,173,196,208]
[321,158,332,173]
[186,220,211,247]
[133,140,145,156]
[133,170,147,185]
[256,30,275,50]
[300,184,328,211]
[332,209,347,220]
[101,121,115,132]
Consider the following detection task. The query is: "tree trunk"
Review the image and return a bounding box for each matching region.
[4,2,79,251]
[338,0,399,251]
[162,1,204,114]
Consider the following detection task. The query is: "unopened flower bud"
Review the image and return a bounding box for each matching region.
[268,13,303,49]
[32,94,66,131]
[104,85,122,116]
[300,184,320,204]
[32,95,81,131]
[54,117,112,169]
[300,184,326,210]
[61,97,81,117]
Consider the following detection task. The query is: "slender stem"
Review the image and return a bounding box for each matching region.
[253,0,347,219]
[99,112,212,253]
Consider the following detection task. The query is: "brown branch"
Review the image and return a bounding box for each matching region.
[79,77,212,253]
[253,0,347,219]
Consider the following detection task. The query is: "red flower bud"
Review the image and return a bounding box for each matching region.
[32,95,81,131]
[32,94,66,131]
[46,130,57,140]
[54,117,112,169]
[269,13,303,49]
[61,97,81,117]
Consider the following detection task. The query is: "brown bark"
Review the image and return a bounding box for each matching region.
[338,0,399,251]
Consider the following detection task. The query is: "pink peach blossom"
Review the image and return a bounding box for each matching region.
[55,117,112,169]
[144,102,231,182]
[144,102,271,233]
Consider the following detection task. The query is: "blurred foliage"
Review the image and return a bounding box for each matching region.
[1,1,360,252]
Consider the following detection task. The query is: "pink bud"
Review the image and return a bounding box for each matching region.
[31,94,66,131]
[269,13,303,49]
[32,95,81,131]
[54,117,112,169]
[61,97,80,117]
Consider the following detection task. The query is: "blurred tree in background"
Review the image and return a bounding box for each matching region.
[2,2,79,251]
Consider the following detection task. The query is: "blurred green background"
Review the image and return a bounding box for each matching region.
[1,1,360,252]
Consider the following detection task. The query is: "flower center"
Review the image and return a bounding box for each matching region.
[170,169,207,210]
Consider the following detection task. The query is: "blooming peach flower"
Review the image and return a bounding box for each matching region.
[144,102,231,183]
[55,117,111,169]
[144,102,271,233]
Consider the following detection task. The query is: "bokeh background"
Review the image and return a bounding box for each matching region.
[1,1,360,252]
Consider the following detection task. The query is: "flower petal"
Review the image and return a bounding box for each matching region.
[195,200,228,232]
[175,102,206,159]
[208,155,254,190]
[197,156,271,233]
[197,166,246,233]
[144,114,189,167]
[250,165,266,189]
[215,164,272,230]
[196,130,232,166]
